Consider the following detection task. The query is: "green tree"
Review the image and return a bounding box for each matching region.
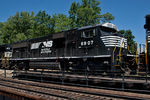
[69,2,79,29]
[77,7,97,27]
[33,11,55,38]
[69,0,114,28]
[100,12,115,23]
[0,22,3,43]
[0,11,55,44]
[0,22,3,29]
[0,11,35,44]
[53,14,72,32]
[118,30,136,53]
[0,0,116,44]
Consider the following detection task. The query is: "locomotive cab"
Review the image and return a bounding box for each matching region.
[79,26,96,49]
[99,23,128,73]
[74,23,128,72]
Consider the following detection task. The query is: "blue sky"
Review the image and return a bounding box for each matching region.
[0,0,149,44]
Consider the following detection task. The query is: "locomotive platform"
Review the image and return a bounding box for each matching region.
[12,70,150,90]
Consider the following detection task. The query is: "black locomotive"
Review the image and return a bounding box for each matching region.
[0,23,129,73]
[144,14,150,71]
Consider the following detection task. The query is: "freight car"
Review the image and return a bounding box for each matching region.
[0,23,130,73]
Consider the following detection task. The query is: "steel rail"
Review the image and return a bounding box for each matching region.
[0,78,149,100]
[0,80,71,100]
[0,79,111,100]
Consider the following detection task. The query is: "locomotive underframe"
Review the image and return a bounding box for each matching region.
[7,56,111,72]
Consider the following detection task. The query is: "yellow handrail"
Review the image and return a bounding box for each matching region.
[146,40,148,65]
[119,39,124,63]
[127,45,130,52]
[112,40,117,64]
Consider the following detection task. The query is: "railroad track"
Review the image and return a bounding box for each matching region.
[0,78,117,100]
[0,78,150,100]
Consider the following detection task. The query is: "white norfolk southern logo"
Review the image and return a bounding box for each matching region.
[42,41,53,48]
[31,41,53,49]
[100,36,127,49]
[41,41,53,54]
[120,38,125,48]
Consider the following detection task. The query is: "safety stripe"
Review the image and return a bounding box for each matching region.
[100,36,127,49]
[2,55,111,61]
[147,36,150,43]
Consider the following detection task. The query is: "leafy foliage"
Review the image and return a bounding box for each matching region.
[118,30,136,53]
[69,0,101,27]
[0,0,117,44]
[0,11,54,44]
[69,2,79,29]
[32,11,55,38]
[100,12,115,23]
[53,14,72,32]
[69,0,114,28]
[0,12,35,44]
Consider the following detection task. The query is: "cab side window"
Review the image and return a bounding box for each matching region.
[81,29,96,38]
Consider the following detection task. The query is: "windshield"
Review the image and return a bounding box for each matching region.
[100,26,116,35]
